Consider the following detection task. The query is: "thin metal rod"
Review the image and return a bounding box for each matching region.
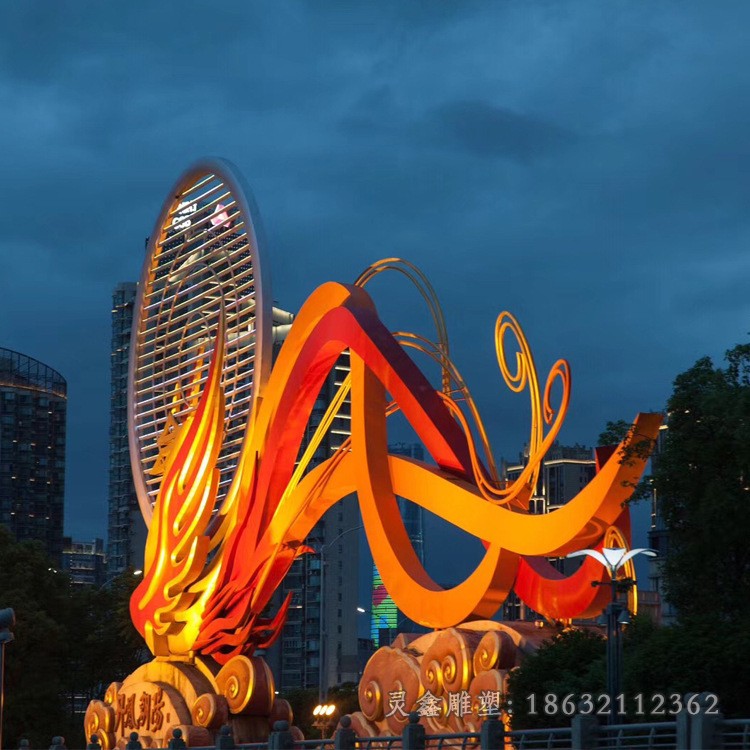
[319,547,325,705]
[318,524,364,703]
[0,642,6,750]
[607,576,623,726]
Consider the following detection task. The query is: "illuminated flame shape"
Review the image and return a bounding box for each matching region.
[131,271,661,663]
[133,310,226,655]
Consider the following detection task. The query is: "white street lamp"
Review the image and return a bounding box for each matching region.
[566,546,656,724]
[567,547,656,579]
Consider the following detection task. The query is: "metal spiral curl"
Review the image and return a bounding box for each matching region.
[390,307,571,509]
[355,257,452,396]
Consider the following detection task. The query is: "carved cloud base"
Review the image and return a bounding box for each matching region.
[83,655,297,749]
[349,620,554,738]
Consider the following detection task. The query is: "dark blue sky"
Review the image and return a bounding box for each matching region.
[1,3,748,586]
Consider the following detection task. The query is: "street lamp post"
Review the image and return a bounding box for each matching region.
[389,615,416,645]
[97,568,143,592]
[0,607,16,750]
[317,524,363,703]
[567,547,656,724]
[312,703,339,739]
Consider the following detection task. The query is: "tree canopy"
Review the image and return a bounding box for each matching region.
[0,527,146,748]
[506,628,606,728]
[654,343,750,622]
[507,613,750,728]
[597,419,633,447]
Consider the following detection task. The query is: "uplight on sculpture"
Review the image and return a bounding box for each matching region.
[85,158,660,747]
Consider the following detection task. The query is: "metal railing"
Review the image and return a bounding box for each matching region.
[595,720,678,749]
[66,709,750,750]
[506,728,572,749]
[719,718,750,750]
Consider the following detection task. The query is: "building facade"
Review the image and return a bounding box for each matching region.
[647,423,675,624]
[0,347,67,563]
[107,282,146,575]
[502,441,596,620]
[370,442,426,647]
[505,442,597,515]
[264,312,362,694]
[62,537,107,587]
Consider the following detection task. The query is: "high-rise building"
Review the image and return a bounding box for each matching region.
[107,282,146,575]
[0,347,67,563]
[62,537,107,587]
[370,442,426,647]
[265,312,361,693]
[648,423,675,624]
[502,441,596,620]
[505,442,597,515]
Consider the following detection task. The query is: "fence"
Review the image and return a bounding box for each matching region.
[48,709,750,750]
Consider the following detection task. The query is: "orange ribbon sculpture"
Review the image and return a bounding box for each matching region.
[130,273,660,664]
[125,159,660,669]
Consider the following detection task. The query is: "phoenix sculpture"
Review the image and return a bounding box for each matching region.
[85,159,659,748]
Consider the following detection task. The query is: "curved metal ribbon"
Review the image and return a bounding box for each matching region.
[131,280,661,662]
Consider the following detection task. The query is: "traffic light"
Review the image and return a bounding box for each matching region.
[0,608,14,644]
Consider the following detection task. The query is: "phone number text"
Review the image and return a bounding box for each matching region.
[526,693,720,717]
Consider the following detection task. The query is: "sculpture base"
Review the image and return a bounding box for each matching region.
[350,620,555,737]
[84,654,297,749]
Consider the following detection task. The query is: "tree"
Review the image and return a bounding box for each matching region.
[597,420,633,447]
[653,343,750,622]
[505,629,605,729]
[623,615,750,718]
[0,528,149,747]
[328,682,360,721]
[59,569,147,737]
[505,345,750,728]
[0,526,69,748]
[597,418,659,503]
[506,615,750,727]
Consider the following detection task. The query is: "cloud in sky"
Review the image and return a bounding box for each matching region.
[1,1,749,584]
[428,100,577,161]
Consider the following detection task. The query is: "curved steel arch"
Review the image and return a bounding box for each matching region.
[128,158,272,526]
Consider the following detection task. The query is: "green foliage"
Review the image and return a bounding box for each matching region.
[623,615,750,717]
[0,526,69,748]
[329,682,360,719]
[282,687,319,736]
[506,628,605,729]
[597,418,659,504]
[598,420,633,447]
[508,616,750,729]
[0,528,147,748]
[654,343,750,622]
